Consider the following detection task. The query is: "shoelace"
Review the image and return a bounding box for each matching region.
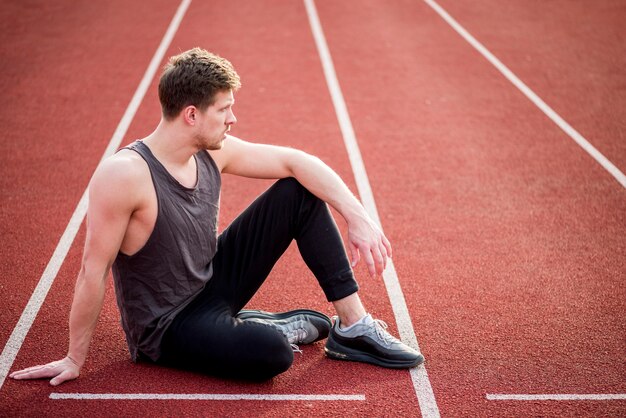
[286,327,309,344]
[284,319,309,345]
[372,319,400,347]
[240,315,309,354]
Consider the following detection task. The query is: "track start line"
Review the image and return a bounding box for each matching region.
[487,394,626,401]
[50,393,366,401]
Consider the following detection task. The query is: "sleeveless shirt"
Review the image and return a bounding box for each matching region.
[112,140,221,362]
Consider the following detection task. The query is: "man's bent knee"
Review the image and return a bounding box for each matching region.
[248,345,293,380]
[233,322,294,380]
[271,177,306,198]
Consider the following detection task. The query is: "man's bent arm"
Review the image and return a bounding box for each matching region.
[212,136,392,277]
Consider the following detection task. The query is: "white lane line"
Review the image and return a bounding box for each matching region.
[303,1,440,417]
[0,0,192,391]
[50,393,366,401]
[423,0,626,189]
[487,394,626,401]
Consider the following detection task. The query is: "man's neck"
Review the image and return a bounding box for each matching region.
[142,119,200,167]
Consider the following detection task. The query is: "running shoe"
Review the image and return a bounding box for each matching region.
[236,309,332,345]
[325,314,425,368]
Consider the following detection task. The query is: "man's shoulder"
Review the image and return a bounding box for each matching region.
[207,135,255,173]
[91,148,150,193]
[100,148,147,174]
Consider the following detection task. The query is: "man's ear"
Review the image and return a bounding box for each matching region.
[183,106,197,125]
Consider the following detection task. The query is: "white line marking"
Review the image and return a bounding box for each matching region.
[303,1,440,417]
[49,393,366,401]
[0,0,192,391]
[487,394,626,401]
[423,0,626,189]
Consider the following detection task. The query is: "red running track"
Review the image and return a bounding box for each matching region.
[316,0,626,415]
[1,0,625,416]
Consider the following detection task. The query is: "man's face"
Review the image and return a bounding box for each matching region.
[195,89,237,150]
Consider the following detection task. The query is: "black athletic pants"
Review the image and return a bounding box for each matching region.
[158,178,358,380]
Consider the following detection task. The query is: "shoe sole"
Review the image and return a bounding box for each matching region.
[325,334,425,369]
[236,309,332,343]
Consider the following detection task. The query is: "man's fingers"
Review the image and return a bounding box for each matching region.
[382,235,392,259]
[360,246,377,277]
[10,358,79,382]
[10,365,49,379]
[378,243,388,270]
[50,370,77,386]
[10,363,49,377]
[349,242,360,267]
[360,240,384,277]
[354,239,387,277]
[349,224,392,277]
[372,246,385,276]
[11,365,58,380]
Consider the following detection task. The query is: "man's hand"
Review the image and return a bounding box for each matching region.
[347,215,393,277]
[9,356,80,386]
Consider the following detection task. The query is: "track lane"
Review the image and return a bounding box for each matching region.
[3,1,424,416]
[0,0,182,356]
[6,1,623,416]
[314,0,626,416]
[434,0,626,178]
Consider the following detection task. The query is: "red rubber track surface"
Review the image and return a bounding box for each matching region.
[0,0,180,348]
[1,0,625,417]
[316,0,625,416]
[435,0,626,170]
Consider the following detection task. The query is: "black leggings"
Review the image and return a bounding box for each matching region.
[158,178,358,380]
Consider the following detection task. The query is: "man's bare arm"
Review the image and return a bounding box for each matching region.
[10,156,140,385]
[210,136,392,277]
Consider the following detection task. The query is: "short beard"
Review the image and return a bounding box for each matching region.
[193,134,223,151]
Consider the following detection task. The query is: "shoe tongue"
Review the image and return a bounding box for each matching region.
[361,314,374,326]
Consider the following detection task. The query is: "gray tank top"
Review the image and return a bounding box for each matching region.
[112,140,221,362]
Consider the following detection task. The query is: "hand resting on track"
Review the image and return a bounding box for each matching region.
[10,356,80,386]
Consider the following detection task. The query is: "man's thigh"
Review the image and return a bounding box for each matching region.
[210,179,305,310]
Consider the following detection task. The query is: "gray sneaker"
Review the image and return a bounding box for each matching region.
[325,314,424,368]
[236,309,332,345]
